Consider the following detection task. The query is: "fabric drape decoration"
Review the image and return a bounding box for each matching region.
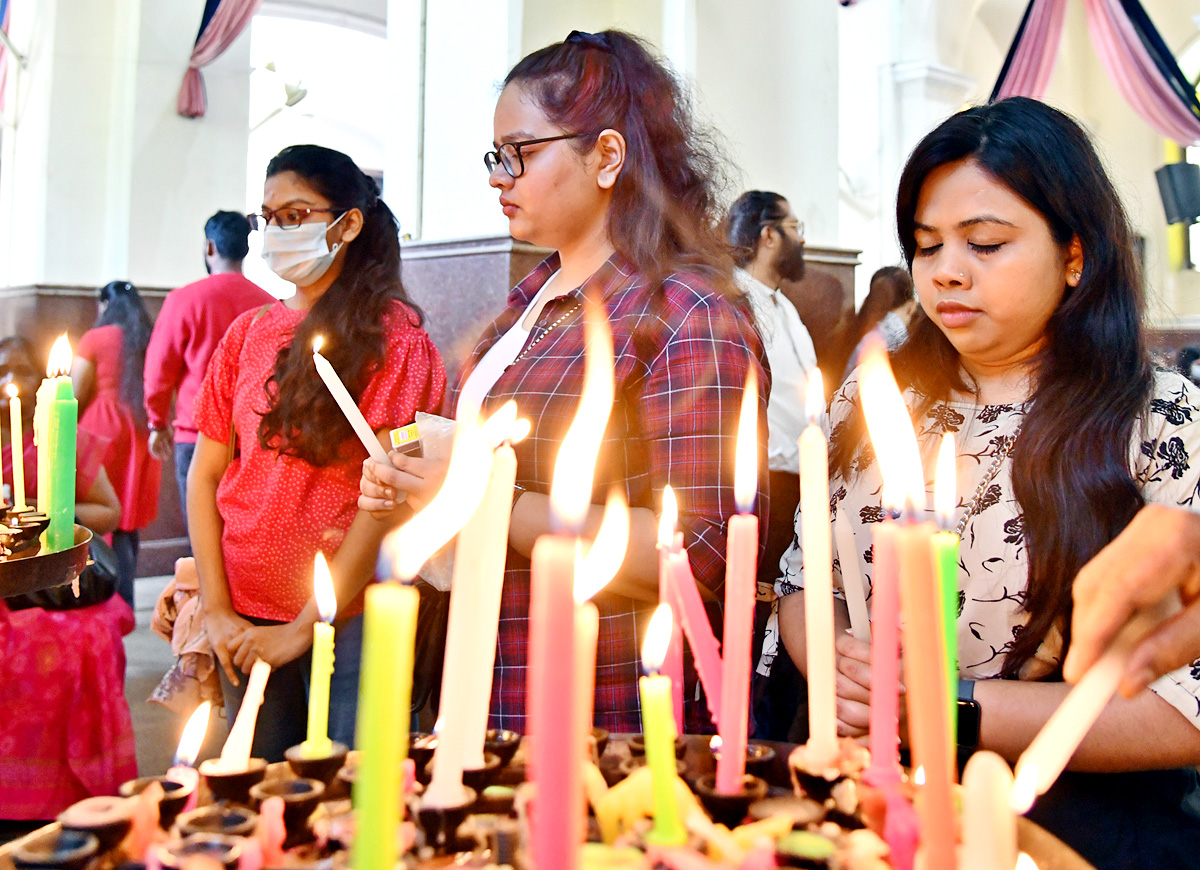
[990,0,1200,145]
[176,0,264,119]
[0,0,12,113]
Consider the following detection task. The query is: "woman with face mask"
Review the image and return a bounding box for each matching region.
[188,145,446,761]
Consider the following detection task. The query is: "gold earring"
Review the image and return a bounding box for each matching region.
[1069,269,1081,283]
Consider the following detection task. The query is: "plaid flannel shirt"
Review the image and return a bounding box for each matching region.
[455,252,770,734]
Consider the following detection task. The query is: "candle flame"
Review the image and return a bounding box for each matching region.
[173,701,211,767]
[481,400,529,447]
[935,431,956,529]
[734,366,758,514]
[709,734,723,758]
[641,603,674,673]
[1010,761,1039,814]
[576,490,629,603]
[46,334,72,377]
[913,765,926,786]
[4,384,15,399]
[1016,854,1039,870]
[805,368,825,424]
[549,299,614,533]
[384,406,499,580]
[857,337,924,514]
[312,335,325,354]
[658,485,678,548]
[313,553,337,623]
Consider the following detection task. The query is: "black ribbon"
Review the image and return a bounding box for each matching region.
[566,30,611,51]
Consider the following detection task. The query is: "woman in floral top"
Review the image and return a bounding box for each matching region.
[770,98,1200,870]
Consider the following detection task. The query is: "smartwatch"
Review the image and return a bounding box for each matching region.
[956,678,982,751]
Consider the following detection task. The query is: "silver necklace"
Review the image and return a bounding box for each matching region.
[511,302,581,366]
[953,422,1022,539]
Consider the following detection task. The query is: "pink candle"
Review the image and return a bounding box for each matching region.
[715,370,760,794]
[865,518,903,787]
[898,519,956,870]
[658,486,685,728]
[528,533,582,870]
[667,547,723,725]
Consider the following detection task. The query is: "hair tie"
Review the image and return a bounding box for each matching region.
[566,30,611,51]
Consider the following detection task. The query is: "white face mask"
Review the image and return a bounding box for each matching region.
[261,212,346,285]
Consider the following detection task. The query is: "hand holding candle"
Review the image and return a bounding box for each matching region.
[302,553,337,758]
[311,336,389,463]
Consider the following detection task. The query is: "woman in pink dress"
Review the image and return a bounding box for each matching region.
[0,335,135,826]
[73,281,162,609]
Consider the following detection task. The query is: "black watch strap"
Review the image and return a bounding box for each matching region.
[956,678,981,751]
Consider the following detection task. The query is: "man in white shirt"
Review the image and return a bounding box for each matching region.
[726,190,819,739]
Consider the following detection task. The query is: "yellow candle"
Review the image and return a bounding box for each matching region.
[6,385,25,509]
[640,604,687,846]
[302,553,337,757]
[353,580,418,870]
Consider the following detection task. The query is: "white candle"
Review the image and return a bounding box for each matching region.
[834,504,870,641]
[424,410,523,808]
[800,368,837,764]
[961,750,1018,870]
[6,386,24,510]
[311,338,389,463]
[213,659,271,771]
[1012,593,1177,811]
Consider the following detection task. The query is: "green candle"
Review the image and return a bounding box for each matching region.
[932,531,959,738]
[36,335,76,552]
[352,580,417,870]
[639,604,687,846]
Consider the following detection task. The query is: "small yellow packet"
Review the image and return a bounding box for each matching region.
[388,423,422,456]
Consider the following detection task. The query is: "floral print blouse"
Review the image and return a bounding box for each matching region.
[761,369,1200,730]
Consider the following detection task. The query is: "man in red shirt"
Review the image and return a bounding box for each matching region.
[144,211,274,524]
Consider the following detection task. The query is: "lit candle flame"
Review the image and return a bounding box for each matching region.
[481,400,529,448]
[709,734,723,758]
[1015,853,1039,870]
[857,337,924,515]
[805,368,825,425]
[576,490,629,603]
[313,552,337,623]
[46,334,72,377]
[733,367,758,514]
[384,407,497,580]
[641,603,674,674]
[312,335,325,354]
[549,299,614,533]
[658,485,678,548]
[913,765,926,786]
[4,384,15,399]
[173,701,211,767]
[1010,761,1039,814]
[935,431,956,530]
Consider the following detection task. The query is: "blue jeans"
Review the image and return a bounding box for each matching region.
[175,441,196,535]
[216,612,364,762]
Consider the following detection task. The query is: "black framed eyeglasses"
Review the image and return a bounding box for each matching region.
[247,207,342,231]
[483,133,587,178]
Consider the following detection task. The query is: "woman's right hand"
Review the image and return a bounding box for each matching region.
[359,452,450,518]
[205,607,254,685]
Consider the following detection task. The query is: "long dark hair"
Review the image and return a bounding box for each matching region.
[833,97,1152,678]
[504,30,738,299]
[256,145,420,466]
[725,190,789,268]
[96,281,153,424]
[855,266,913,343]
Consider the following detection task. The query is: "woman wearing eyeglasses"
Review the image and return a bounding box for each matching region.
[360,30,769,734]
[188,144,446,760]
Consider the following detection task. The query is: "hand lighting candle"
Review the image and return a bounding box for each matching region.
[932,432,960,737]
[640,604,688,846]
[166,701,211,814]
[715,368,760,793]
[528,298,614,870]
[5,385,25,510]
[657,486,685,728]
[35,335,76,550]
[800,368,838,767]
[311,336,390,463]
[302,553,337,758]
[425,404,527,809]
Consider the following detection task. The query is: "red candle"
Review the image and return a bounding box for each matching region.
[715,370,759,794]
[657,486,685,728]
